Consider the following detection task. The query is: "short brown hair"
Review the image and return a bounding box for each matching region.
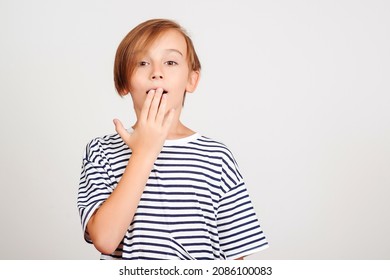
[114,19,201,96]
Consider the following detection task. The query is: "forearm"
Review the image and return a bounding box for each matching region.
[87,153,156,254]
[87,89,173,255]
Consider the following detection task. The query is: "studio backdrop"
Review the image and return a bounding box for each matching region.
[0,0,389,259]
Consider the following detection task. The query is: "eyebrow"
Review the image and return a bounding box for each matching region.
[165,49,183,56]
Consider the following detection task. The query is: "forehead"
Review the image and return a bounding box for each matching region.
[145,29,188,57]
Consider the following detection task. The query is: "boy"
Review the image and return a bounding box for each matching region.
[78,19,268,260]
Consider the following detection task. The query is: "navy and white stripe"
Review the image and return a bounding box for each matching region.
[78,132,268,259]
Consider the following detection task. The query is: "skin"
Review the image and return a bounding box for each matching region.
[127,29,200,140]
[86,29,244,260]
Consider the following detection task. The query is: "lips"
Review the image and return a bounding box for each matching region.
[146,88,168,94]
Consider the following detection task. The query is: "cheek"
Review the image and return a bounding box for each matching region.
[128,74,147,109]
[130,70,146,87]
[129,90,147,109]
[171,71,189,87]
[129,76,146,96]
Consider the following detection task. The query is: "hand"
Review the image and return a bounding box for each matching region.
[113,88,175,159]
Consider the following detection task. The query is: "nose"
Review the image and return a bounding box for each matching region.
[151,66,164,80]
[152,74,163,80]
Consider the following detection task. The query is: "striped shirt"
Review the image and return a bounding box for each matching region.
[77,132,268,260]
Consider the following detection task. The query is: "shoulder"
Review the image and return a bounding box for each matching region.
[86,132,122,147]
[194,135,237,162]
[197,135,245,189]
[83,132,124,162]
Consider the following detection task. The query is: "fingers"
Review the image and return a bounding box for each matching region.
[141,88,169,124]
[162,108,176,130]
[139,89,155,122]
[117,88,175,152]
[155,93,168,124]
[137,87,174,132]
[147,88,164,121]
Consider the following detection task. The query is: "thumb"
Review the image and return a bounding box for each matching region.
[113,118,129,139]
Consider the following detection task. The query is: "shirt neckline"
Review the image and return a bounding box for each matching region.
[125,128,200,146]
[164,132,200,146]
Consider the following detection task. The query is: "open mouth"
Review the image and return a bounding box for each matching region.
[146,89,168,94]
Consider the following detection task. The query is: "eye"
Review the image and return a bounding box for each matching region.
[165,61,178,66]
[138,61,149,66]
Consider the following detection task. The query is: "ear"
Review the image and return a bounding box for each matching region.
[185,70,200,93]
[119,88,129,96]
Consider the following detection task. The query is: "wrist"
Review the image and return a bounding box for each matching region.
[128,150,159,168]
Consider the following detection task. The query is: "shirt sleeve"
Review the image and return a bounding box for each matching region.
[217,148,269,259]
[77,138,115,243]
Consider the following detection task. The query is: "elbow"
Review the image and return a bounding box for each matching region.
[92,236,119,255]
[87,216,120,255]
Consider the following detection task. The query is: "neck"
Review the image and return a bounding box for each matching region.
[132,113,195,140]
[166,120,195,140]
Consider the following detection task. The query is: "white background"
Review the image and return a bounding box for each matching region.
[0,0,389,259]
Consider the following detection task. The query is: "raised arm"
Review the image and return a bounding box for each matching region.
[86,89,175,254]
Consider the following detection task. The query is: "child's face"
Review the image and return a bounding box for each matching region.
[129,29,199,117]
